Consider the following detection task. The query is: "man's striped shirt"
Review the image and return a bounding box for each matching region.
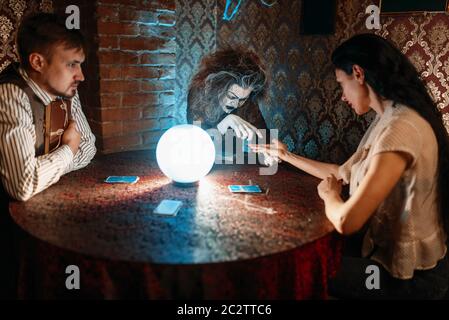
[0,67,96,201]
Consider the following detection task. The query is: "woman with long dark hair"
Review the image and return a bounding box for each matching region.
[251,33,449,299]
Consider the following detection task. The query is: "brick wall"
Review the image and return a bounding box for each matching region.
[54,0,177,154]
[96,0,176,153]
[54,0,101,150]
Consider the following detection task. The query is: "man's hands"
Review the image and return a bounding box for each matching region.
[217,114,263,141]
[62,120,81,156]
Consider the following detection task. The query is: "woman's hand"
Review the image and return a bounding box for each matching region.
[317,174,342,201]
[259,152,281,166]
[217,114,263,141]
[248,138,288,161]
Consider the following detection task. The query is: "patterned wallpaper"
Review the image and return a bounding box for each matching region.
[217,0,375,163]
[378,11,449,133]
[0,0,53,72]
[201,0,449,163]
[2,0,449,162]
[174,0,217,125]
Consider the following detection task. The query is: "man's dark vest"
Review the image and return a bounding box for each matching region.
[0,63,74,297]
[0,63,71,156]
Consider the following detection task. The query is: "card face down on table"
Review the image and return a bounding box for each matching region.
[104,176,140,184]
[153,200,183,216]
[228,185,262,193]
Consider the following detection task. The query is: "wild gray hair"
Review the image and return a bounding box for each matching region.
[195,70,266,123]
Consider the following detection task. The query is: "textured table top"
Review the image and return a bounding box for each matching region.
[9,151,334,264]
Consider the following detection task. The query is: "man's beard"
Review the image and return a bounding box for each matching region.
[48,83,78,99]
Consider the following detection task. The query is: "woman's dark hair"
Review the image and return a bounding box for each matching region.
[189,47,267,124]
[16,12,87,70]
[332,33,449,234]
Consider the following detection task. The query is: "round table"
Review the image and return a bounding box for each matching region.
[9,151,342,299]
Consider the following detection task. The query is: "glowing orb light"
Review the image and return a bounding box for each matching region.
[156,124,216,184]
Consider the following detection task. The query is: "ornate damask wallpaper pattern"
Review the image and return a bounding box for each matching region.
[378,11,449,132]
[0,0,53,72]
[174,0,217,125]
[215,0,373,163]
[213,0,449,163]
[2,0,449,161]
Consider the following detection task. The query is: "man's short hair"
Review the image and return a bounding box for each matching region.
[16,13,87,70]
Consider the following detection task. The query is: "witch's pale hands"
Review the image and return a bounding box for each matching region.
[217,114,263,141]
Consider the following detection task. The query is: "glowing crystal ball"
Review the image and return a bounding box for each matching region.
[156,124,216,184]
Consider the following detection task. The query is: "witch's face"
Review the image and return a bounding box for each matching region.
[220,84,253,113]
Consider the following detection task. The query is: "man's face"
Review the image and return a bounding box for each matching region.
[40,44,85,98]
[220,84,253,113]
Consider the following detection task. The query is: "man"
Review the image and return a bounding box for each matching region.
[0,13,96,298]
[0,12,96,202]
